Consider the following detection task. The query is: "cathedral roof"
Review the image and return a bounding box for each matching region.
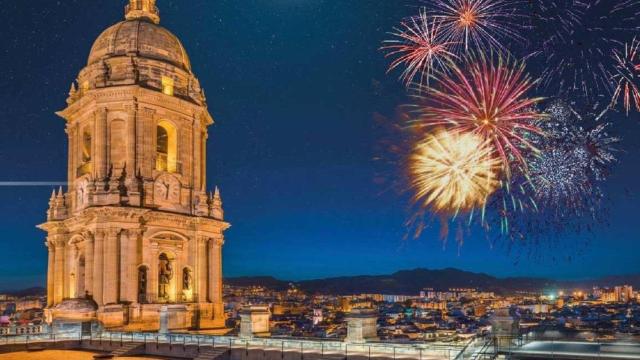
[88,19,192,72]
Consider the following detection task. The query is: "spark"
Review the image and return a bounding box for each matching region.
[409,129,501,214]
[411,53,545,174]
[611,37,640,115]
[427,0,525,54]
[382,9,457,87]
[530,100,619,210]
[530,0,640,100]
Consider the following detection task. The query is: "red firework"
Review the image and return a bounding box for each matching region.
[413,54,545,174]
[382,9,456,87]
[611,38,640,115]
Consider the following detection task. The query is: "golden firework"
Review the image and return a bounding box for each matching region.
[409,129,500,213]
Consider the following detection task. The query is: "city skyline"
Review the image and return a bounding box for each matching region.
[1,0,640,291]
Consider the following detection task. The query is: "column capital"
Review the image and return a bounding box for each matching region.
[95,107,108,118]
[210,236,224,247]
[94,229,106,239]
[125,228,144,237]
[106,228,121,238]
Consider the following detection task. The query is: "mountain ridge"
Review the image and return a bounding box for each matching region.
[225,268,640,295]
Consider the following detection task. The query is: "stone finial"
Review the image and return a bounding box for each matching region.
[69,83,77,96]
[210,187,224,220]
[125,0,160,24]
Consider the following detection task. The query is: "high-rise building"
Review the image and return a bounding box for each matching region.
[38,0,229,330]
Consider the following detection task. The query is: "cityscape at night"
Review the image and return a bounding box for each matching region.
[0,0,640,359]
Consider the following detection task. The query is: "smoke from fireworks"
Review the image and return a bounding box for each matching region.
[411,54,545,174]
[426,0,525,54]
[382,9,456,87]
[409,129,500,214]
[611,37,640,115]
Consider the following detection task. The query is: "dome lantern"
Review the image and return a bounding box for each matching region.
[125,0,160,24]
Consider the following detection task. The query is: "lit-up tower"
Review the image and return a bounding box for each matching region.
[39,0,228,330]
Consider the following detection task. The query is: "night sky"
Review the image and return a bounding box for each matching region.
[1,0,639,290]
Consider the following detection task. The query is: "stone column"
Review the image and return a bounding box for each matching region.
[147,242,159,303]
[65,125,74,188]
[95,108,108,180]
[67,245,78,298]
[126,103,137,178]
[53,240,65,304]
[196,236,207,303]
[127,229,143,302]
[46,243,55,307]
[192,122,202,193]
[93,230,105,306]
[103,229,120,305]
[201,131,207,191]
[119,230,130,303]
[84,233,94,298]
[139,108,155,179]
[208,237,223,304]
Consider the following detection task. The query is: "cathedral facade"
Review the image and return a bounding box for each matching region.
[38,0,228,330]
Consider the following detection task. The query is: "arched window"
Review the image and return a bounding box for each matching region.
[82,131,92,162]
[78,128,93,177]
[156,121,178,173]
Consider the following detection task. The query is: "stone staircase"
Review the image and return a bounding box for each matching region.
[193,346,229,360]
[110,342,145,357]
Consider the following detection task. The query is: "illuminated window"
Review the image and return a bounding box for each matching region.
[77,129,93,177]
[82,130,92,163]
[162,76,174,96]
[156,121,178,173]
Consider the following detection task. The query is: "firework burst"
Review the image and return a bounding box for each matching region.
[426,0,525,54]
[412,54,545,174]
[529,100,619,210]
[382,9,457,87]
[530,0,640,101]
[611,37,640,115]
[409,129,501,214]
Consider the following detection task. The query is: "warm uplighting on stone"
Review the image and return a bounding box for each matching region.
[38,0,229,331]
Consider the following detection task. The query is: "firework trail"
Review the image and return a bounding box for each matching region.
[426,0,526,54]
[382,8,457,87]
[409,129,501,215]
[411,53,545,174]
[611,37,640,115]
[529,0,640,101]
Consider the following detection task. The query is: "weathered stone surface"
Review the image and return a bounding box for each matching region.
[39,0,228,331]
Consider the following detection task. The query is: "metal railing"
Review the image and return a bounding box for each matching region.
[0,331,474,360]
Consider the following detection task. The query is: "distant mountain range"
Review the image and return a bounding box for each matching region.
[4,269,639,297]
[0,287,45,297]
[225,268,640,295]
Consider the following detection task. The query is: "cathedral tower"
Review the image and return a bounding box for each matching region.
[38,0,228,330]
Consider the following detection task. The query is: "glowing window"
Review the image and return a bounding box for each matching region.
[162,76,174,96]
[156,121,178,173]
[82,130,92,163]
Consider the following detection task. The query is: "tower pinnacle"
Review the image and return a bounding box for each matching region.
[125,0,160,24]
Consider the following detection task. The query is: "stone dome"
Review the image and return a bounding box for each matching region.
[88,19,191,71]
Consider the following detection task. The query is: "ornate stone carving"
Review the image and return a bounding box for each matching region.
[40,0,227,331]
